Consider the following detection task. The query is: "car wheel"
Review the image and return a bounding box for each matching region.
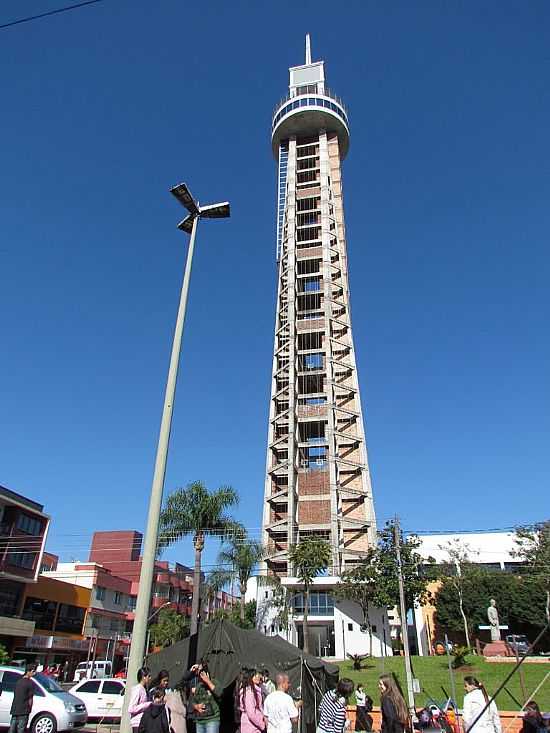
[31,713,57,733]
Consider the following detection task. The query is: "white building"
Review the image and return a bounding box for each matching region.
[412,531,523,656]
[249,575,392,659]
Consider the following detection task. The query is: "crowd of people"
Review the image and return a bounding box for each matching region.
[124,665,548,733]
[127,663,302,733]
[126,664,410,733]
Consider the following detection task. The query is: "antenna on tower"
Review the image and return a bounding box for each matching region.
[305,33,311,65]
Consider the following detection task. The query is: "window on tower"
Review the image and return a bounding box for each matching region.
[297,197,320,212]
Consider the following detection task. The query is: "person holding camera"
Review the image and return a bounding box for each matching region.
[188,662,221,733]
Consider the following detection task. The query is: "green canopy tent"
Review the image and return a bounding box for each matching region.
[147,619,339,733]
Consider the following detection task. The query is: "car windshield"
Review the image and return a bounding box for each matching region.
[34,673,64,693]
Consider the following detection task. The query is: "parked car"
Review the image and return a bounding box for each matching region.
[0,666,87,733]
[72,661,112,682]
[69,678,125,720]
[506,634,530,655]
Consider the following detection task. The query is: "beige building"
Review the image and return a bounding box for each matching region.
[257,37,385,658]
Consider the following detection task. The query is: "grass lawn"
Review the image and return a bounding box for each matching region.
[335,656,550,711]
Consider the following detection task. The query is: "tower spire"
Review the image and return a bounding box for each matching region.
[305,33,311,65]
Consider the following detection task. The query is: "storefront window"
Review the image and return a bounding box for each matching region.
[22,597,57,630]
[55,603,85,633]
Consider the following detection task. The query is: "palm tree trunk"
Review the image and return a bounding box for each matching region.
[190,533,204,637]
[302,585,310,655]
[240,581,246,623]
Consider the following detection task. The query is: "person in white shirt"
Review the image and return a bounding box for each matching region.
[463,676,502,733]
[264,673,300,733]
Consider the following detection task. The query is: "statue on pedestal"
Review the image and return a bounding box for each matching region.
[487,598,501,642]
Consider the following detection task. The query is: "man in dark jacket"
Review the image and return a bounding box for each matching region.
[139,688,172,733]
[9,664,37,733]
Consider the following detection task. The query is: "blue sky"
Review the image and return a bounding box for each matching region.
[1,0,549,572]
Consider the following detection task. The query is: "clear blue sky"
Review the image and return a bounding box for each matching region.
[1,0,549,571]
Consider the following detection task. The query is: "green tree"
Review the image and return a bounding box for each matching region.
[514,520,550,624]
[288,537,331,654]
[208,600,257,629]
[217,527,264,623]
[0,643,9,664]
[264,576,291,632]
[149,607,189,648]
[376,520,434,611]
[437,539,483,648]
[159,480,239,636]
[335,547,389,657]
[434,568,519,637]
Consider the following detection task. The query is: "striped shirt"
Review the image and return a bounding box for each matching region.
[318,690,347,733]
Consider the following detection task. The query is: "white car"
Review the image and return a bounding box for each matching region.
[0,666,87,733]
[69,678,125,720]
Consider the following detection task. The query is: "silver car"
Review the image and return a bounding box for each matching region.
[0,666,87,733]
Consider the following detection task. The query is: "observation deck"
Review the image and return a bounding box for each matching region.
[271,87,350,160]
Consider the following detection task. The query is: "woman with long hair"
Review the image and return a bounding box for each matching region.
[463,677,501,733]
[317,678,355,733]
[150,670,170,697]
[378,674,409,733]
[165,683,188,733]
[238,669,266,733]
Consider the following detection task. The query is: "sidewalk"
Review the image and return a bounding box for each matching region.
[83,723,120,733]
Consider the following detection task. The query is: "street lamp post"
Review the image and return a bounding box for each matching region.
[145,601,172,658]
[120,184,230,733]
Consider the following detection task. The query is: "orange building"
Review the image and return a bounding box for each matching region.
[13,576,91,669]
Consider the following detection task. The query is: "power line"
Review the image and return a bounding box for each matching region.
[0,0,106,31]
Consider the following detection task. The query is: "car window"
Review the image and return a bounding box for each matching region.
[34,673,63,693]
[0,671,21,693]
[102,681,123,695]
[31,681,45,697]
[77,680,101,693]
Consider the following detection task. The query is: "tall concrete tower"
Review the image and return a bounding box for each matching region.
[258,38,382,656]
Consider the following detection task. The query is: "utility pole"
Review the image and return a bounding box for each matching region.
[394,516,416,716]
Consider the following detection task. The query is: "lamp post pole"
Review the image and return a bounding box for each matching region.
[145,601,173,660]
[120,184,229,733]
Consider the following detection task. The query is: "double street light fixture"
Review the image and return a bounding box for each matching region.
[120,183,230,733]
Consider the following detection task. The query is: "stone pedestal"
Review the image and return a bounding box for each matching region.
[483,641,511,657]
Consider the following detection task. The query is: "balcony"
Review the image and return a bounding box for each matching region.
[272,87,348,124]
[272,89,350,160]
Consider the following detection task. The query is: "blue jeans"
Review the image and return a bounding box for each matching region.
[9,715,29,733]
[196,720,220,733]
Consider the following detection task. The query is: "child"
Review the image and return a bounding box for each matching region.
[355,683,373,732]
[138,688,172,733]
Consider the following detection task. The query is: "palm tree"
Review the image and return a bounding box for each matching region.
[217,526,264,623]
[288,537,331,654]
[159,480,238,636]
[202,568,232,619]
